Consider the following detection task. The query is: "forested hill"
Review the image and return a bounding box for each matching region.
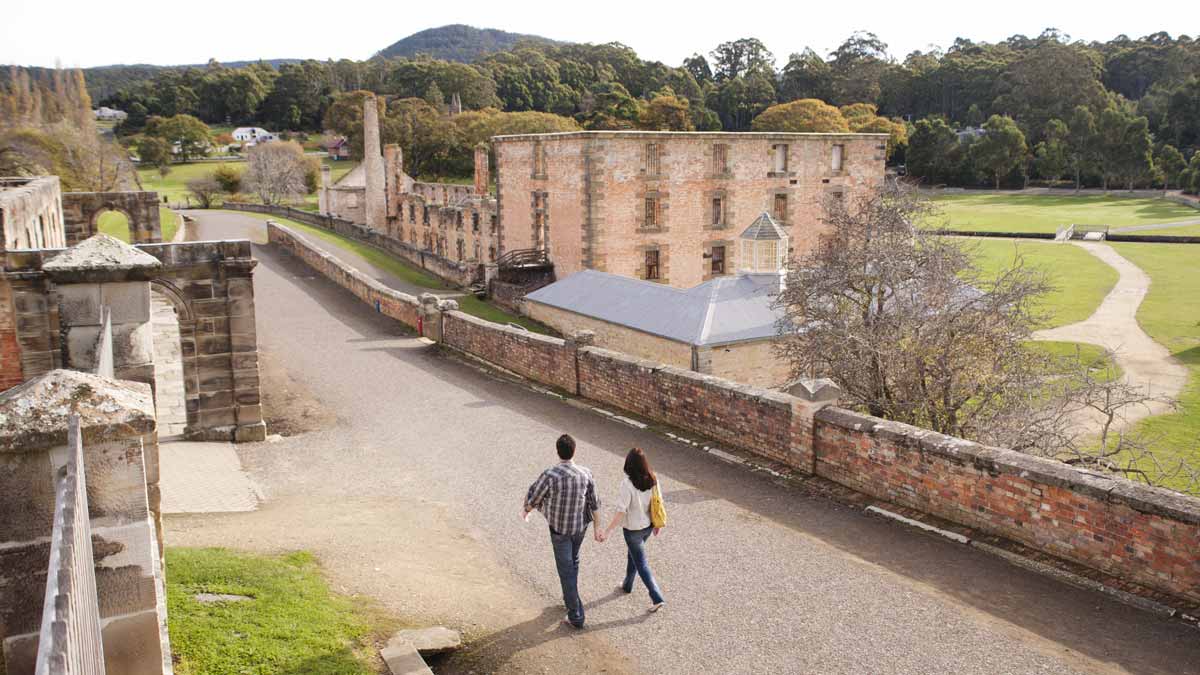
[377,25,560,61]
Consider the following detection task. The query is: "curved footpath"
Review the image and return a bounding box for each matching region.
[168,213,1200,675]
[1034,241,1188,426]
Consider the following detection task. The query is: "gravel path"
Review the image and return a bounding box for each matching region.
[1034,242,1188,427]
[167,213,1200,675]
[1109,217,1200,233]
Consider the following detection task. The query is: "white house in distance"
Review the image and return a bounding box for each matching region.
[94,106,127,121]
[232,127,277,144]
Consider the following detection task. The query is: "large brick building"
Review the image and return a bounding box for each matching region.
[492,130,887,289]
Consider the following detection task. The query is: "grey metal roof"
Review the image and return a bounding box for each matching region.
[525,269,787,346]
[740,212,787,241]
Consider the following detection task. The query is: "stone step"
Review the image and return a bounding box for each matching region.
[388,627,462,655]
[381,639,434,675]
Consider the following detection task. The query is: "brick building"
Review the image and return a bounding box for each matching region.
[492,130,887,289]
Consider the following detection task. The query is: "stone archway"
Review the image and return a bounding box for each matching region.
[62,191,161,245]
[93,206,134,243]
[149,279,195,438]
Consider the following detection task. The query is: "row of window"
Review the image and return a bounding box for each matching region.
[643,190,836,229]
[642,245,728,281]
[530,141,849,180]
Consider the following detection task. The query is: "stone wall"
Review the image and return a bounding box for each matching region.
[268,215,1200,605]
[493,131,888,288]
[62,191,161,246]
[0,177,65,251]
[525,300,694,371]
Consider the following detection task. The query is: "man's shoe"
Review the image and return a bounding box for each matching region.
[619,584,632,594]
[562,615,583,629]
[649,602,664,613]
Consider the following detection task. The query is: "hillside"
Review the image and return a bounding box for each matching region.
[377,24,560,62]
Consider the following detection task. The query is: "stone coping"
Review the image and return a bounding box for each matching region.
[492,131,891,142]
[815,406,1200,526]
[0,369,155,452]
[43,234,162,281]
[4,240,254,273]
[445,310,565,347]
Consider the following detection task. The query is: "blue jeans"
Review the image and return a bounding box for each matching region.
[550,527,587,627]
[622,526,664,604]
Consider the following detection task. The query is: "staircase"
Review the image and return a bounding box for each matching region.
[497,247,550,270]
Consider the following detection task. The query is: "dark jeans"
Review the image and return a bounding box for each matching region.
[622,526,664,604]
[550,527,587,627]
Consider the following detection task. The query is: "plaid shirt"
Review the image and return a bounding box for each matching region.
[525,461,600,536]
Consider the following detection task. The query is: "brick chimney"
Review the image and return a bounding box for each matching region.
[473,144,489,196]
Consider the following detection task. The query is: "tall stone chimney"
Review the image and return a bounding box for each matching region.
[473,144,489,196]
[363,94,386,230]
[318,164,331,214]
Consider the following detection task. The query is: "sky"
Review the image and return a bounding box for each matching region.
[2,0,1193,69]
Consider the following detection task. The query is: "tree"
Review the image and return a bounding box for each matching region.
[185,175,221,208]
[972,115,1027,188]
[709,38,775,82]
[751,98,849,133]
[906,117,958,183]
[639,94,694,131]
[682,53,713,84]
[1066,106,1096,190]
[242,140,309,205]
[424,81,446,111]
[211,163,242,193]
[135,135,172,169]
[144,114,210,162]
[774,184,1056,440]
[1034,118,1070,182]
[780,49,833,102]
[827,32,891,105]
[1155,145,1186,190]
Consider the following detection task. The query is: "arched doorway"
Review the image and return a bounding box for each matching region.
[95,207,133,243]
[150,283,192,438]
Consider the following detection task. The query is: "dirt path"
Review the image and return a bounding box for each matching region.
[1033,241,1188,427]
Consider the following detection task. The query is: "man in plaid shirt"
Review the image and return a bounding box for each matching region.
[523,434,602,628]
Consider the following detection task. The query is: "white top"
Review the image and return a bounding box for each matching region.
[617,475,656,531]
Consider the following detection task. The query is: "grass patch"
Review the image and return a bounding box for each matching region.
[924,194,1198,234]
[137,158,355,207]
[95,207,180,243]
[1031,340,1122,382]
[965,239,1117,328]
[1109,243,1200,490]
[235,212,550,333]
[1121,223,1200,237]
[167,547,394,675]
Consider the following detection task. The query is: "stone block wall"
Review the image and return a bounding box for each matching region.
[267,221,421,330]
[62,192,161,246]
[493,131,888,288]
[0,176,65,251]
[442,311,577,392]
[268,211,1200,605]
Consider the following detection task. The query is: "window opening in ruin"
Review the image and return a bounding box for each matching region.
[489,245,496,262]
[423,206,430,225]
[533,142,546,177]
[774,144,789,173]
[472,212,480,232]
[773,193,788,222]
[645,249,661,280]
[457,239,465,261]
[644,143,660,176]
[713,144,728,175]
[711,245,726,275]
[644,196,659,229]
[409,204,415,223]
[490,215,497,234]
[456,211,463,229]
[832,144,845,172]
[711,196,724,226]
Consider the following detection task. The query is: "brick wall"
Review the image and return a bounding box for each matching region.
[442,311,577,393]
[268,212,1200,605]
[812,407,1200,602]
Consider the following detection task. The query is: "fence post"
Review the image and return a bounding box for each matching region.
[787,378,842,474]
[566,330,595,396]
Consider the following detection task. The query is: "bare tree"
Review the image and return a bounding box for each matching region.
[242,140,309,205]
[185,175,221,209]
[775,183,1052,439]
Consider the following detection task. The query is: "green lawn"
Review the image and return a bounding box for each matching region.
[1110,243,1200,491]
[96,206,179,242]
[167,548,394,675]
[965,239,1118,328]
[925,194,1199,234]
[137,157,355,207]
[1120,223,1200,237]
[238,212,550,333]
[1031,340,1122,382]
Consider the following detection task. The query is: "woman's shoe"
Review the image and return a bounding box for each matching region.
[649,602,664,613]
[619,584,632,594]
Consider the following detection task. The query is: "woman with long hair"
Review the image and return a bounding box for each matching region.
[601,447,665,612]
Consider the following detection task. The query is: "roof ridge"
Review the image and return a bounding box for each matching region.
[696,277,722,344]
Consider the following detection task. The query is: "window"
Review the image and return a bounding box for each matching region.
[711,245,726,275]
[472,212,480,232]
[645,249,661,280]
[773,193,788,222]
[644,143,660,176]
[532,142,546,177]
[490,214,498,234]
[456,239,465,261]
[456,211,463,229]
[423,206,430,225]
[644,196,660,229]
[832,144,845,172]
[713,144,728,175]
[408,203,415,223]
[773,144,789,173]
[711,197,724,226]
[488,245,496,262]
